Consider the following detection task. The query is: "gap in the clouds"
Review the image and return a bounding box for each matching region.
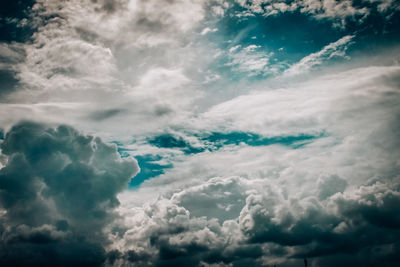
[0,0,36,42]
[148,131,325,154]
[200,131,325,150]
[129,154,173,188]
[210,7,346,81]
[112,141,174,189]
[114,131,325,188]
[206,3,400,83]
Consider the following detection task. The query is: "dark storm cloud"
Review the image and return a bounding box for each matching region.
[0,121,138,265]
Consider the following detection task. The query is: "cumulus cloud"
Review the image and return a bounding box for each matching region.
[13,0,210,94]
[0,121,138,265]
[0,0,224,138]
[113,174,400,266]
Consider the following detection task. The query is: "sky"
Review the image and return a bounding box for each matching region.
[0,0,400,266]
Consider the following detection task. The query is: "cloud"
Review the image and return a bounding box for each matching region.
[201,27,218,35]
[88,108,126,121]
[317,174,348,200]
[0,0,218,137]
[114,174,400,266]
[111,63,400,265]
[0,64,399,266]
[234,0,399,26]
[200,65,400,136]
[129,67,194,109]
[19,38,117,91]
[226,45,274,76]
[284,35,355,76]
[0,121,138,265]
[0,43,25,99]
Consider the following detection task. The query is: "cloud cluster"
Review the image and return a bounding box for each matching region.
[0,0,231,137]
[17,0,206,93]
[108,64,400,266]
[112,174,400,266]
[235,0,400,26]
[0,121,138,265]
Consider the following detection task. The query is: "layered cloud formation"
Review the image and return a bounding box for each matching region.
[1,0,400,266]
[113,65,400,266]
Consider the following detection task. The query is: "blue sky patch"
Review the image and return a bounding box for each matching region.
[200,131,324,150]
[125,131,323,187]
[206,3,400,82]
[129,154,173,188]
[148,131,324,153]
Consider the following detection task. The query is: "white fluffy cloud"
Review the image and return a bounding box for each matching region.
[0,0,221,138]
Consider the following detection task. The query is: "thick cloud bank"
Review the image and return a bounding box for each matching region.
[0,121,138,266]
[109,66,400,266]
[112,177,400,266]
[1,66,400,266]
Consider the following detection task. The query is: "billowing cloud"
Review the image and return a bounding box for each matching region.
[0,0,222,136]
[112,175,400,266]
[14,0,210,95]
[0,121,138,265]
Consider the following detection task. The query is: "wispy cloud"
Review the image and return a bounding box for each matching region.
[284,35,355,76]
[234,0,400,27]
[226,44,274,76]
